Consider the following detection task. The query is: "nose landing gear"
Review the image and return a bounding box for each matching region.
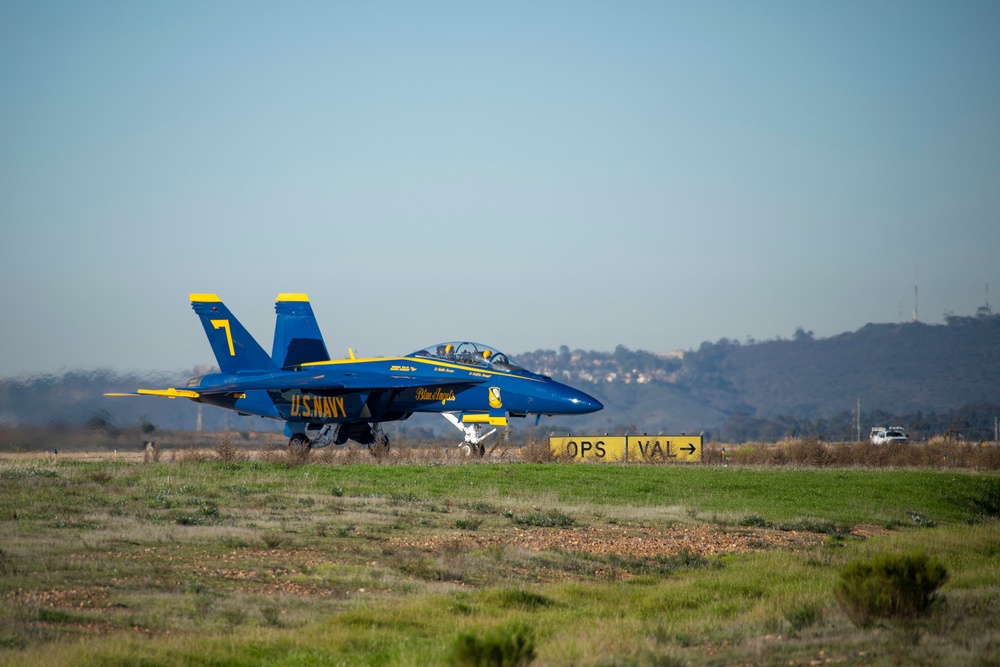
[443,413,494,458]
[459,442,487,457]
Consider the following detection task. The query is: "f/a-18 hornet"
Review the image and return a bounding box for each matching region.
[108,294,602,455]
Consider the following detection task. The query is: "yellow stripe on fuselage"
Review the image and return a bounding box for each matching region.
[302,356,544,382]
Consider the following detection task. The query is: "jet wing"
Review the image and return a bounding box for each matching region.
[106,372,488,400]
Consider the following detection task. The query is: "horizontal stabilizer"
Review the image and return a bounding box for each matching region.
[104,388,201,399]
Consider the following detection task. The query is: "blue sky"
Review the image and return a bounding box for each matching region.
[2,1,998,376]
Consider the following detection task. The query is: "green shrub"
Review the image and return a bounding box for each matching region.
[455,517,484,530]
[738,514,770,528]
[261,532,289,549]
[783,600,824,634]
[334,523,357,537]
[449,622,536,666]
[174,512,203,526]
[835,551,948,627]
[507,510,574,528]
[470,501,499,514]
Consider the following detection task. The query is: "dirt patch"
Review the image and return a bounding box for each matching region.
[392,523,828,559]
[848,523,892,538]
[11,586,112,608]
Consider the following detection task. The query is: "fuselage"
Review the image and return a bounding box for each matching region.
[187,341,602,428]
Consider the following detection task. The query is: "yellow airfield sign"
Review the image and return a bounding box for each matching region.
[627,435,702,462]
[549,436,628,462]
[550,435,702,463]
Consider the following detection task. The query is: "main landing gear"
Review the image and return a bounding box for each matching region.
[287,432,311,458]
[286,423,391,457]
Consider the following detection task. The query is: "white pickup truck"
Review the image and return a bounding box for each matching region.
[870,426,908,444]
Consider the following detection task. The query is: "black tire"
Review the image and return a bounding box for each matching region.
[288,434,310,453]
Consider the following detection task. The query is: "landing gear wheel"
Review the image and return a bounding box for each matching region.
[460,443,472,456]
[288,433,311,456]
[478,444,486,458]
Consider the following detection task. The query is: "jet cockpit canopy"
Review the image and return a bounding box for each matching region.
[408,341,526,373]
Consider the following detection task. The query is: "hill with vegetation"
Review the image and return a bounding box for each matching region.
[1,312,997,443]
[520,311,1000,441]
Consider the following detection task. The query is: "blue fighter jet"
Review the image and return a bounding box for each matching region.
[108,294,602,455]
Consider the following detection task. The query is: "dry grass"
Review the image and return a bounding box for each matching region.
[142,441,160,463]
[519,437,555,463]
[213,434,248,463]
[709,438,1000,470]
[1,458,996,667]
[2,426,998,470]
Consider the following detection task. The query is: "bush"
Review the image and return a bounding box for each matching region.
[506,510,574,528]
[519,439,553,463]
[835,551,948,627]
[449,622,536,666]
[455,517,483,531]
[214,434,247,462]
[783,600,824,634]
[143,441,161,463]
[789,438,832,466]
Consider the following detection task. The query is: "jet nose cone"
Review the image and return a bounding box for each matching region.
[567,388,603,414]
[528,380,604,415]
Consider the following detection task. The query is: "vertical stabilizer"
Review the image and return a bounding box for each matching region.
[272,293,331,368]
[189,294,277,373]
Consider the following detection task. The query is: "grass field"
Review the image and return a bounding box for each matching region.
[1,452,998,666]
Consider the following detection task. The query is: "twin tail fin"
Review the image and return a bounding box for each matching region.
[272,293,331,368]
[189,294,277,374]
